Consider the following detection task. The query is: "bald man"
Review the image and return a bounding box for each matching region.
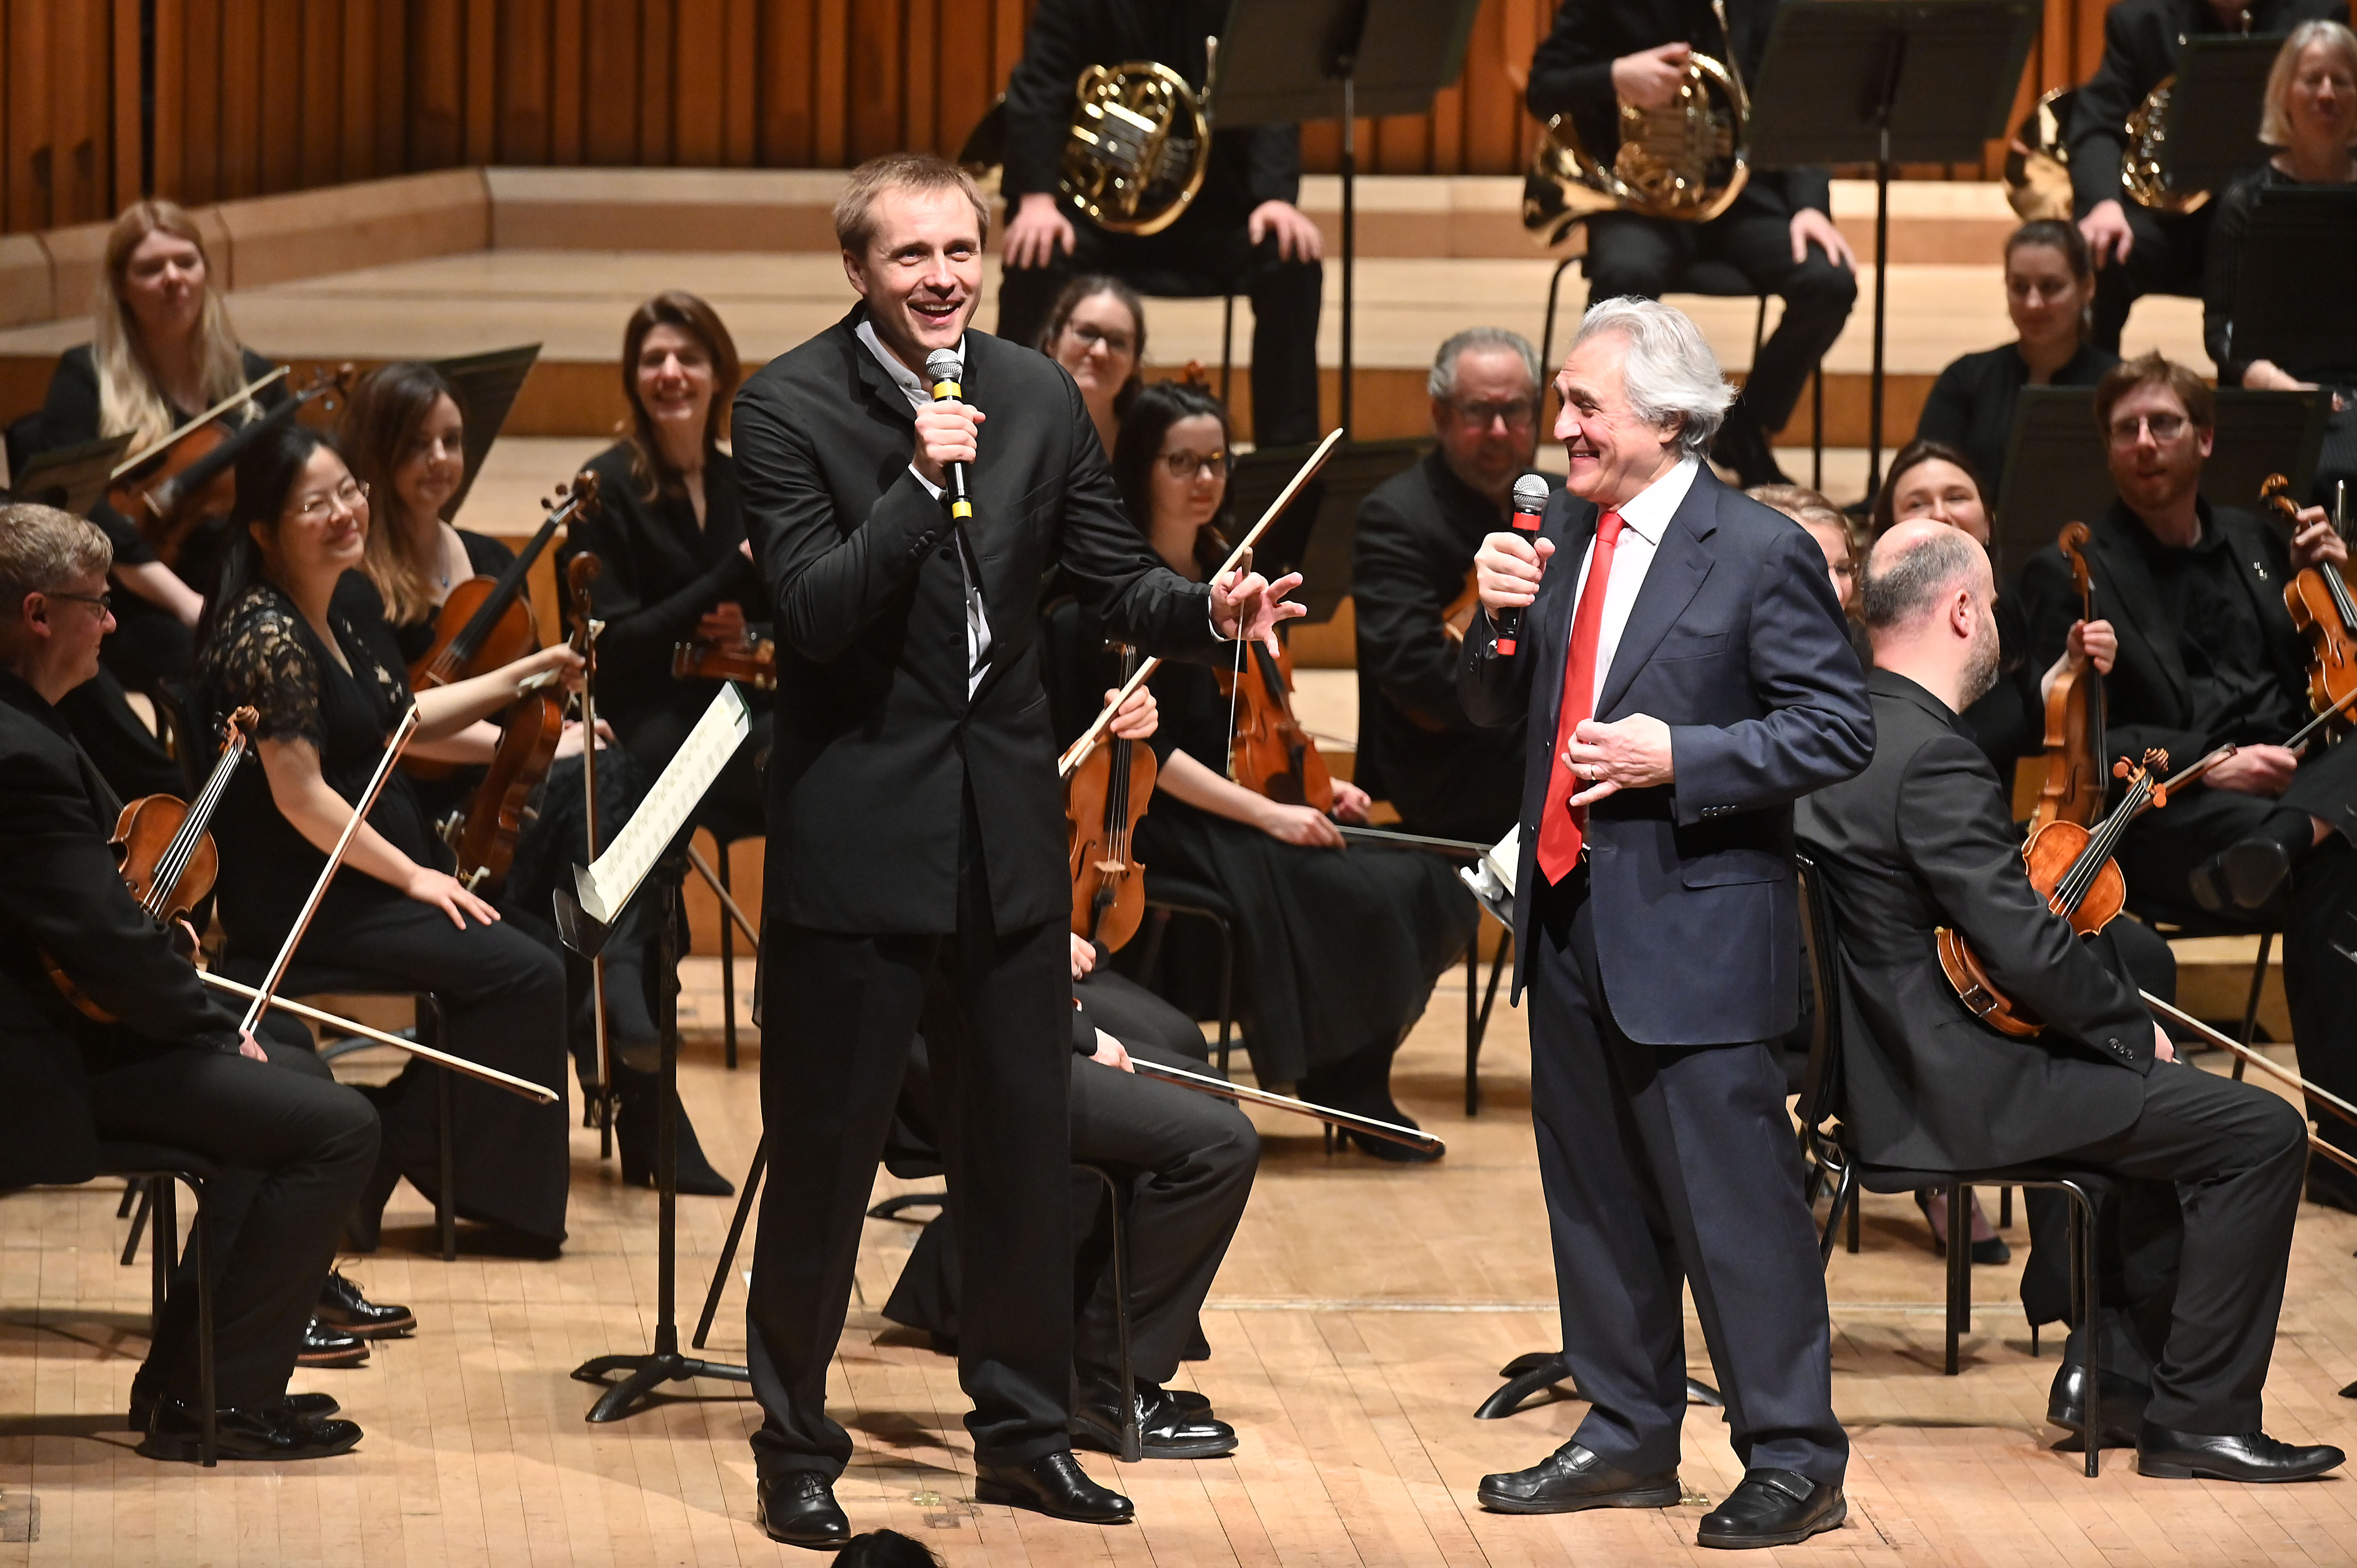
[1796,521,2337,1485]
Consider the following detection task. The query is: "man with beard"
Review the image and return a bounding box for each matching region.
[1798,520,2338,1484]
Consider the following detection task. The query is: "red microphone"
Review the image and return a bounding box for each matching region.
[1492,473,1550,657]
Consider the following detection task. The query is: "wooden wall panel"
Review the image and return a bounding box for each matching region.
[5,0,2152,239]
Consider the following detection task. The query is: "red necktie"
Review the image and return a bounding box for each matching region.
[1536,510,1625,884]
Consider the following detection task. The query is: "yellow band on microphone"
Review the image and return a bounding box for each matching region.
[951,500,974,519]
[931,378,962,402]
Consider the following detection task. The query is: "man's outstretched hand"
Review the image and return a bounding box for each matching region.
[1210,566,1307,653]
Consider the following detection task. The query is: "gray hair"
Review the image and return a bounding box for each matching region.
[1862,524,1983,631]
[1570,297,1735,457]
[0,503,112,616]
[2260,21,2357,148]
[1428,327,1541,401]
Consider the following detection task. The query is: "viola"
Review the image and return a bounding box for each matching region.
[2261,472,2357,738]
[42,706,258,1022]
[1441,567,1482,646]
[672,632,777,691]
[1064,645,1158,952]
[1215,635,1335,813]
[1937,750,2170,1038]
[106,366,347,569]
[2029,521,2107,832]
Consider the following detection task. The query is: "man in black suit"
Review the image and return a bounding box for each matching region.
[732,152,1299,1547]
[0,503,378,1464]
[2017,354,2357,1205]
[1459,298,1873,1548]
[994,0,1324,447]
[2069,0,2348,350]
[1352,328,1550,843]
[1526,0,1858,487]
[1799,519,2340,1483]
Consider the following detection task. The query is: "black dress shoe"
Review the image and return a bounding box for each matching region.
[129,1387,339,1432]
[1072,1383,1239,1459]
[2046,1361,2151,1451]
[616,1068,736,1196]
[973,1451,1133,1523]
[1475,1442,1681,1514]
[2189,838,2291,914]
[1695,1469,1846,1549]
[2135,1420,2346,1481]
[758,1472,850,1549]
[316,1269,416,1338]
[1169,1387,1213,1416]
[297,1316,370,1368]
[138,1397,363,1463]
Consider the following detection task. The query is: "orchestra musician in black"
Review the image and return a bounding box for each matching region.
[993,0,1324,448]
[1799,520,2342,1484]
[729,153,1297,1547]
[2069,0,2347,353]
[1526,0,1860,488]
[1352,328,1553,845]
[0,501,377,1464]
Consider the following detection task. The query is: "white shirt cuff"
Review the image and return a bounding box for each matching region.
[907,463,943,501]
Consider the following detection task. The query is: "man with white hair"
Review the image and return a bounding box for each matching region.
[1797,522,2339,1486]
[1461,298,1872,1547]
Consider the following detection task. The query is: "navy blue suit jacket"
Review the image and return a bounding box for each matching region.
[1459,466,1872,1044]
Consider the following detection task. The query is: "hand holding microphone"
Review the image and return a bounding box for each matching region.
[1478,473,1553,656]
[921,349,980,520]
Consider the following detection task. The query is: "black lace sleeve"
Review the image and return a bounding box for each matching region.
[204,589,325,747]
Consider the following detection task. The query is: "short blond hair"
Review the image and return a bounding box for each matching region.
[833,153,990,255]
[2261,22,2357,147]
[0,503,112,617]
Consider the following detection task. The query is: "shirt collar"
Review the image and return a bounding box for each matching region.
[1606,456,1698,546]
[855,317,963,411]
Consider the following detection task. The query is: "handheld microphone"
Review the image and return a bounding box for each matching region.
[1492,473,1550,656]
[923,349,975,522]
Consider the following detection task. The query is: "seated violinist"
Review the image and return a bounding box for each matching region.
[1797,520,2339,1482]
[195,422,577,1256]
[0,501,377,1462]
[1351,328,1549,844]
[2017,354,2357,1207]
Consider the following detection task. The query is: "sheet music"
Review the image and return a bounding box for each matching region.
[1459,824,1518,926]
[573,683,749,926]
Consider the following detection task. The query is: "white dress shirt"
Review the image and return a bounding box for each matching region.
[856,320,993,697]
[1564,456,1696,717]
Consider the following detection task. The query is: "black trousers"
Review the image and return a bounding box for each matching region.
[2035,1062,2308,1433]
[747,796,1075,1478]
[995,216,1323,448]
[86,1037,378,1408]
[2118,743,2357,1187]
[2089,202,2211,352]
[1582,187,1857,434]
[1527,870,1847,1484]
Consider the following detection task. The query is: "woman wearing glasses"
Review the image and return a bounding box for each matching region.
[1045,381,1478,1159]
[196,420,579,1255]
[1038,275,1148,459]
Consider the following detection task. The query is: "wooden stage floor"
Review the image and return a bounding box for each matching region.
[5,969,2357,1567]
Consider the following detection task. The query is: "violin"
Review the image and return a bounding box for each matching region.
[672,632,777,691]
[106,366,347,569]
[1064,645,1158,952]
[2260,472,2357,738]
[1938,750,2170,1038]
[1215,634,1335,812]
[42,706,258,1022]
[2029,522,2106,832]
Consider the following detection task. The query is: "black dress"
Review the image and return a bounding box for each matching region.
[1914,340,2119,501]
[1047,602,1478,1100]
[557,442,771,839]
[198,580,571,1245]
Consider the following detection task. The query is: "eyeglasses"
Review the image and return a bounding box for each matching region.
[1446,397,1538,429]
[48,590,111,614]
[1064,321,1136,358]
[1162,448,1228,481]
[292,477,370,521]
[2107,411,2190,447]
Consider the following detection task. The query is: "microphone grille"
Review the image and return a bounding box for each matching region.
[1512,473,1549,509]
[925,348,964,383]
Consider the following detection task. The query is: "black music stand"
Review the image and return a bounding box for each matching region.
[5,434,132,515]
[1751,1,2038,497]
[1217,0,1481,434]
[1226,436,1426,621]
[2232,187,2357,378]
[1992,386,2327,582]
[429,343,542,517]
[2165,37,2288,201]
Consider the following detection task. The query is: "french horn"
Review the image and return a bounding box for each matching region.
[2123,75,2212,213]
[2002,86,2077,222]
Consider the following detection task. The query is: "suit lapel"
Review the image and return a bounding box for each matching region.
[1595,478,1715,718]
[2089,509,2190,719]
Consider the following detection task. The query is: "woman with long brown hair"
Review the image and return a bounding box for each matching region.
[1037,274,1148,458]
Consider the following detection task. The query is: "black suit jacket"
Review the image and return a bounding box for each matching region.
[1458,466,1873,1043]
[1526,0,1832,217]
[734,310,1219,935]
[1351,449,1540,841]
[0,670,245,1188]
[2065,0,2347,216]
[1002,0,1302,230]
[1796,672,2153,1171]
[2017,500,2309,772]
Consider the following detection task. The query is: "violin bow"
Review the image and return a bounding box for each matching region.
[203,972,556,1103]
[1127,1056,1445,1155]
[109,366,293,479]
[237,702,423,1036]
[1057,427,1345,779]
[2141,994,2357,1181]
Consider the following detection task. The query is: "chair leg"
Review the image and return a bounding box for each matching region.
[1846,1175,1861,1254]
[1211,912,1235,1077]
[1085,1166,1139,1464]
[1818,1162,1858,1265]
[1464,934,1481,1116]
[2067,1182,2101,1478]
[1752,296,1768,368]
[189,1180,216,1468]
[117,1178,140,1218]
[1945,1183,1970,1376]
[2233,931,2274,1081]
[121,1179,155,1266]
[426,991,455,1261]
[1811,369,1825,492]
[1540,255,1581,377]
[150,1178,177,1336]
[719,844,739,1070]
[1999,1186,2012,1230]
[1220,295,1236,409]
